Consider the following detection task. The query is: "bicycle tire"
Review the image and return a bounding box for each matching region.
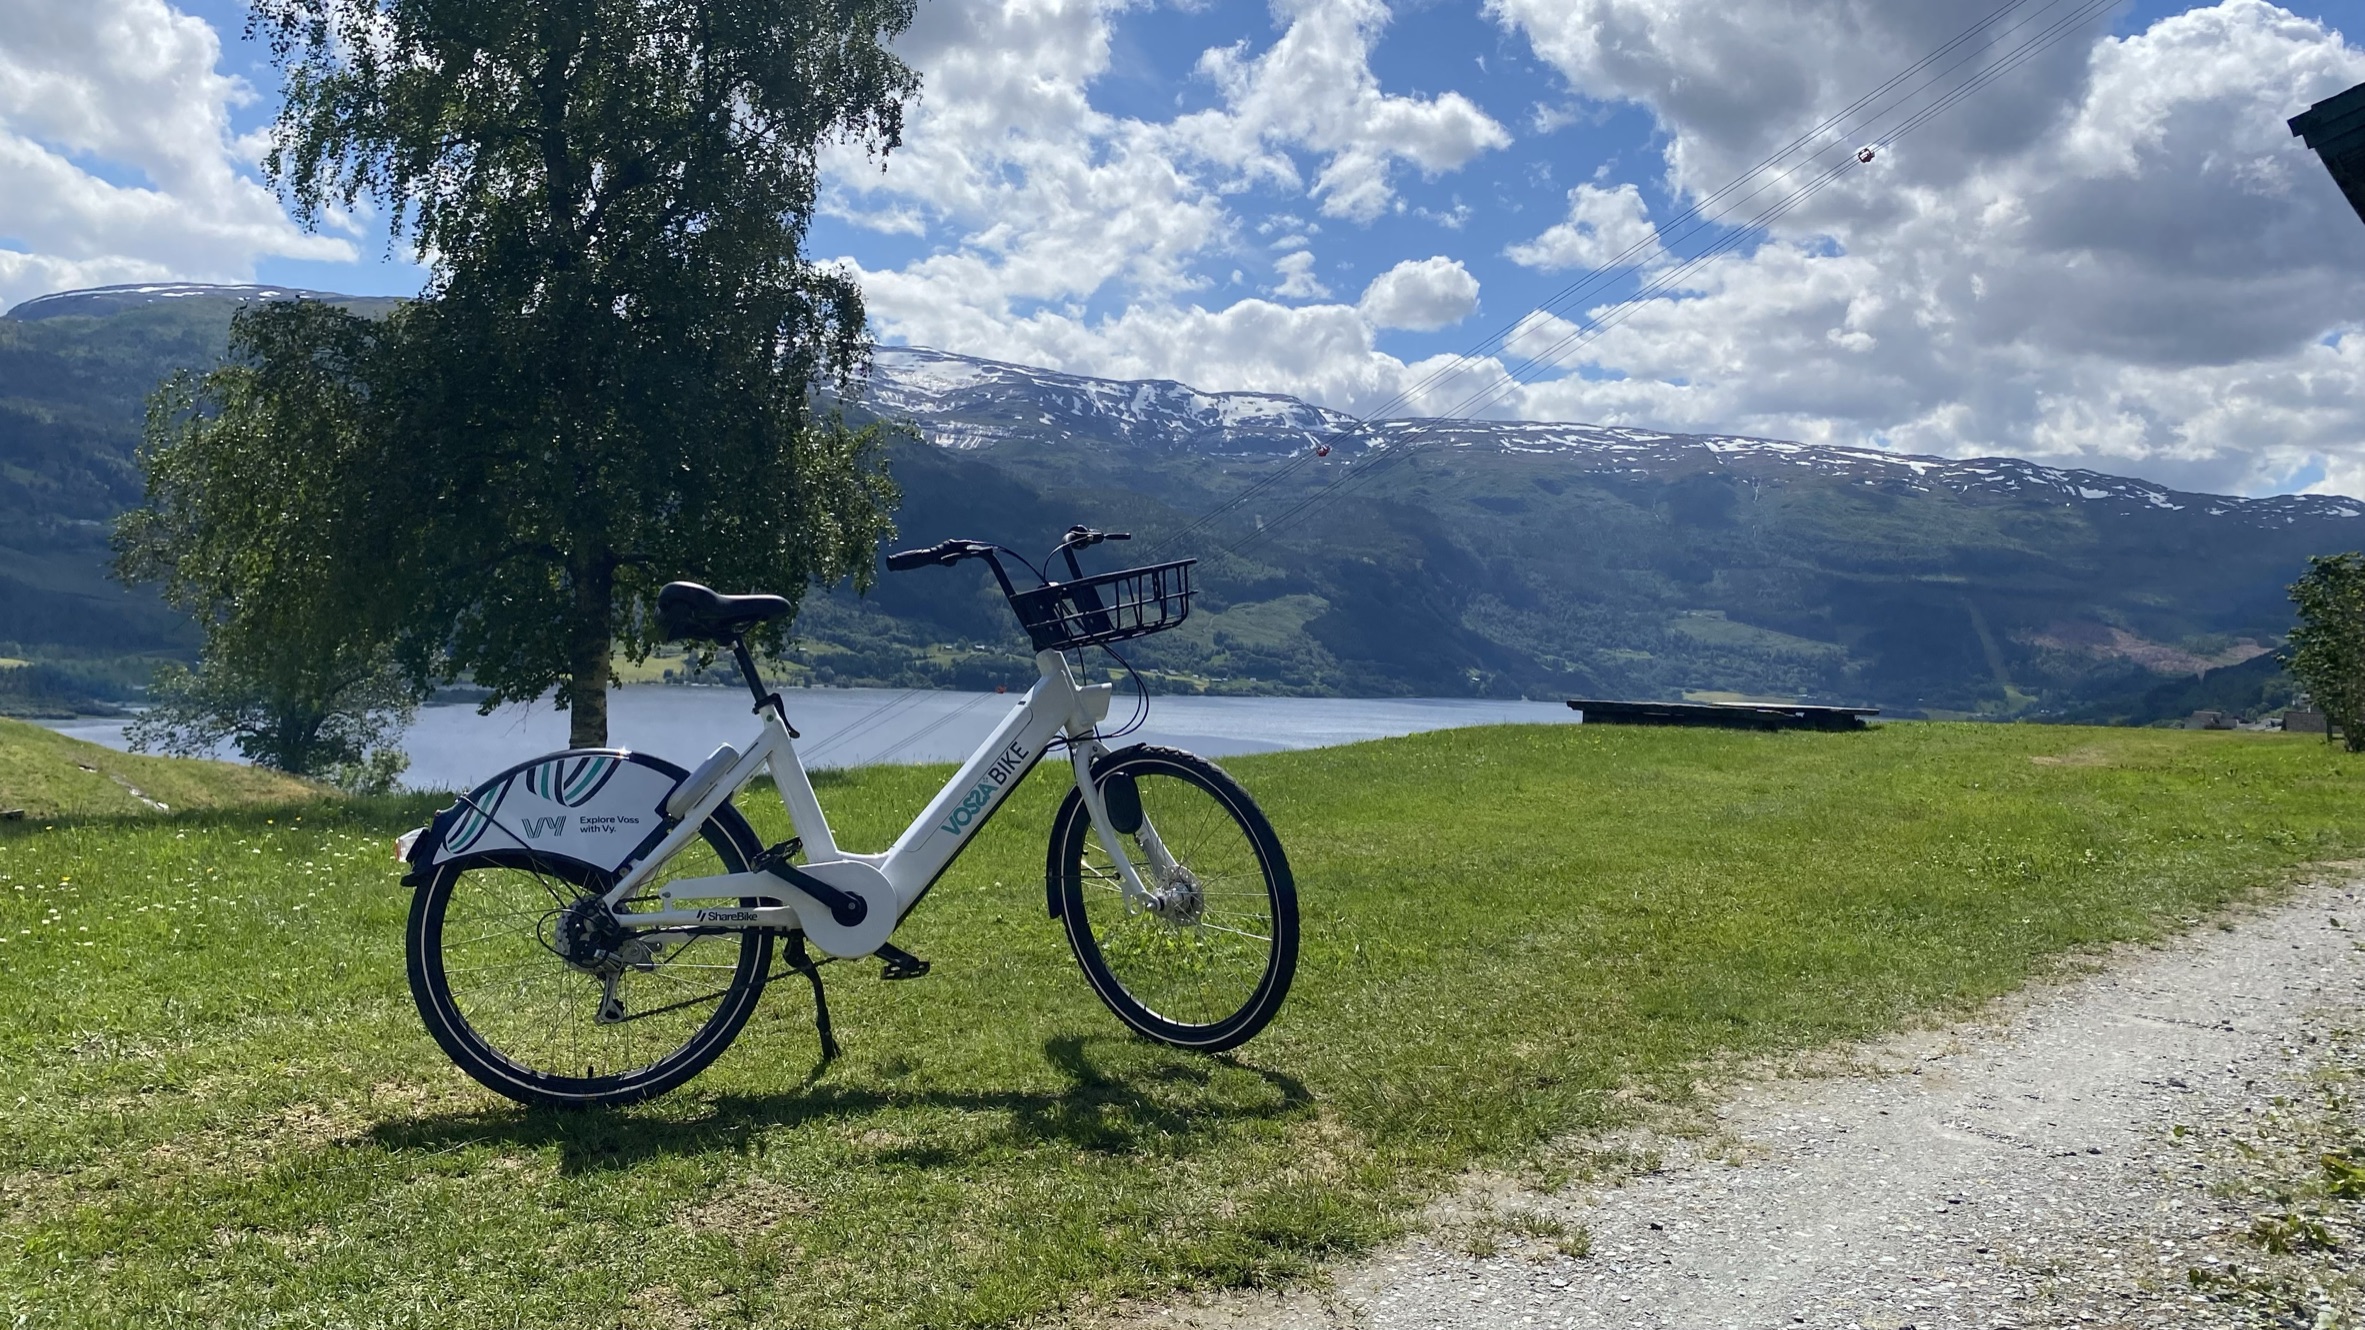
[406,806,772,1108]
[1049,745,1297,1051]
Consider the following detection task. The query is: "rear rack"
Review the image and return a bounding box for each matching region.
[1008,559,1195,652]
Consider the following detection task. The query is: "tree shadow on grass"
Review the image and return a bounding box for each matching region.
[367,1033,1311,1174]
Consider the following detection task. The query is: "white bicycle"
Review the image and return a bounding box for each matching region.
[396,526,1298,1107]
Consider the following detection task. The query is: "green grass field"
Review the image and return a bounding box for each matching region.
[5,722,2363,1328]
[0,718,316,818]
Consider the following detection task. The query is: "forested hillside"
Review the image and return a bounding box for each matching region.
[0,287,397,713]
[801,348,2345,718]
[3,286,2348,719]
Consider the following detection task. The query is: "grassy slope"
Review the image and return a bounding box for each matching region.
[0,717,317,817]
[4,723,2363,1327]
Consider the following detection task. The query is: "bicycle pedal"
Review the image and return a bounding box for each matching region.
[749,838,803,873]
[874,943,931,981]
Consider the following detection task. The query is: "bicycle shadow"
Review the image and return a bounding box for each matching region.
[366,1034,1312,1175]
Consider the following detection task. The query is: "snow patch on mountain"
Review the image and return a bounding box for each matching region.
[3,283,355,321]
[864,347,2365,528]
[865,346,1349,454]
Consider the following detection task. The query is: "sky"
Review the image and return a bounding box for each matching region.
[5,0,2365,499]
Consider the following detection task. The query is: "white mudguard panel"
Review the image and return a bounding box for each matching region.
[428,751,684,875]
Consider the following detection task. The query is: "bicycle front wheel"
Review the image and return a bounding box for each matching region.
[406,812,772,1108]
[1052,745,1297,1052]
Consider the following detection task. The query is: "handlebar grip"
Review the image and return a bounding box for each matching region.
[889,539,992,571]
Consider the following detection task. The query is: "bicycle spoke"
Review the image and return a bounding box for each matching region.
[419,831,765,1094]
[1071,762,1288,1032]
[440,958,559,976]
[445,902,566,928]
[1189,920,1273,943]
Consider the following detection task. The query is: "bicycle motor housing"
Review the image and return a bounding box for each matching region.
[399,750,760,887]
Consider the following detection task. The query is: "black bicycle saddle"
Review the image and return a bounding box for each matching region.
[656,581,792,643]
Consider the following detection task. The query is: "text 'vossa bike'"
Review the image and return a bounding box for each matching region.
[395,526,1299,1107]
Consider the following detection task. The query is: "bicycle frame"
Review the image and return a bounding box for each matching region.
[600,648,1154,948]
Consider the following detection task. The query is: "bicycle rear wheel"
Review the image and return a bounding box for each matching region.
[406,812,772,1107]
[1050,746,1297,1052]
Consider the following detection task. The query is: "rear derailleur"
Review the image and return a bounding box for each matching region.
[552,897,661,1024]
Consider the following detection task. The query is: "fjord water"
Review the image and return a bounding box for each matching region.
[42,686,1581,791]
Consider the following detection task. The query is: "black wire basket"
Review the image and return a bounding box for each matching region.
[1009,559,1195,652]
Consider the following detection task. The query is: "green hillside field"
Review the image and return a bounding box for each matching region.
[0,717,319,817]
[5,722,2361,1327]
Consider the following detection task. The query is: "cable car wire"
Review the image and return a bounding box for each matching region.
[1147,0,2101,557]
[796,686,929,768]
[1204,0,2127,560]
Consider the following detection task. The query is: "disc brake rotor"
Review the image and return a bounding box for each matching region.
[1147,866,1205,926]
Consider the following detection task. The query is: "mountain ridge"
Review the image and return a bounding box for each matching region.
[837,343,2347,714]
[0,283,2348,719]
[862,345,2365,528]
[2,283,392,322]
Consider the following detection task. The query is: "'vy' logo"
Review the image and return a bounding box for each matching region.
[520,815,567,839]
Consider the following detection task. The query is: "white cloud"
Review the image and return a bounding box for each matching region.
[827,0,1231,318]
[1269,249,1330,299]
[827,0,2365,502]
[1505,182,1662,271]
[960,295,1413,415]
[820,0,1236,361]
[1529,102,1580,134]
[821,201,931,237]
[1478,0,2365,496]
[1502,308,1583,366]
[827,0,1512,415]
[0,0,352,309]
[1176,0,1512,222]
[1415,199,1473,229]
[1359,256,1479,330]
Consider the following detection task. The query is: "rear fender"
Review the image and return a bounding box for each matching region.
[400,750,757,886]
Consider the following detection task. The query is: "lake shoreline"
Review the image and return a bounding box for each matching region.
[34,684,1585,791]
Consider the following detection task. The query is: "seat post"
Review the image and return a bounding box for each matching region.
[732,637,799,737]
[729,638,769,709]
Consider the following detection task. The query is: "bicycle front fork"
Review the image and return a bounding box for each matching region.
[1068,728,1158,904]
[1066,739,1182,914]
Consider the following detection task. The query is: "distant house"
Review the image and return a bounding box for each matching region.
[2184,710,2236,730]
[2284,708,2331,735]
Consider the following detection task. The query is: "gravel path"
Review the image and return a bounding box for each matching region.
[1122,881,2365,1330]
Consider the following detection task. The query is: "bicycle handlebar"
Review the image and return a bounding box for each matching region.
[1058,525,1130,551]
[885,539,995,572]
[884,525,1190,653]
[887,528,1134,578]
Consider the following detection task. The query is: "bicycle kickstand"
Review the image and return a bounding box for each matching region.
[782,935,841,1064]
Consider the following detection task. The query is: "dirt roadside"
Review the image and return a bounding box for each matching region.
[1118,880,2365,1330]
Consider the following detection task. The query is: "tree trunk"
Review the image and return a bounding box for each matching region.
[566,555,615,748]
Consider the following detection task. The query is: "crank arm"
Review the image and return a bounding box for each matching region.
[759,858,872,928]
